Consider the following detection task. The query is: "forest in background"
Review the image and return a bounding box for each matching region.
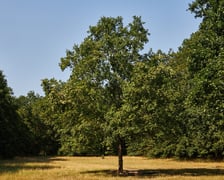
[1,0,224,161]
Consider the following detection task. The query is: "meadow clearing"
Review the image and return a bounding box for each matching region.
[1,156,224,180]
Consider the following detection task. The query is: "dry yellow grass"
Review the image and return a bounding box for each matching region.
[1,156,224,180]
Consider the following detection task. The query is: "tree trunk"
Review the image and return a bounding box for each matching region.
[118,140,123,175]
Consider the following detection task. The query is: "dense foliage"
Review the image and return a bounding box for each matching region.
[0,0,223,166]
[0,71,30,158]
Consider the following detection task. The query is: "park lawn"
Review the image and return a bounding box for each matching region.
[1,156,224,180]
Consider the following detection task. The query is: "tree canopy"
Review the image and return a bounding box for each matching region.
[58,16,149,173]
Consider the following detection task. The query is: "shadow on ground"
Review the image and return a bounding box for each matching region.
[0,156,63,174]
[82,168,224,177]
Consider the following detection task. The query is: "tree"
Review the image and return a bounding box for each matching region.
[184,55,224,158]
[174,0,224,158]
[0,70,28,158]
[17,91,59,155]
[59,16,149,173]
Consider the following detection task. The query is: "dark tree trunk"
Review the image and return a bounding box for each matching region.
[118,139,123,175]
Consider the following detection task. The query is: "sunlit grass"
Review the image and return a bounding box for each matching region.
[1,156,224,179]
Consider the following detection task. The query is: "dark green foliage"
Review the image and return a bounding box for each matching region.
[180,53,224,159]
[0,71,29,158]
[173,0,224,159]
[186,0,224,74]
[16,91,59,155]
[121,51,183,158]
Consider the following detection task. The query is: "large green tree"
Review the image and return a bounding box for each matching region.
[59,16,149,173]
[175,0,224,158]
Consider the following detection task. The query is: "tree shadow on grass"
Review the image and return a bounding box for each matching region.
[0,164,57,174]
[82,168,224,177]
[0,156,62,174]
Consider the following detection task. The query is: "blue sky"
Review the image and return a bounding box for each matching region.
[0,0,201,96]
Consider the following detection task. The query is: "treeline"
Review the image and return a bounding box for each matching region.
[1,0,223,159]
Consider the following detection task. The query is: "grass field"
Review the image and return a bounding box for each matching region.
[1,156,224,180]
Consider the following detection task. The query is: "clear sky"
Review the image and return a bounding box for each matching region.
[0,0,201,97]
